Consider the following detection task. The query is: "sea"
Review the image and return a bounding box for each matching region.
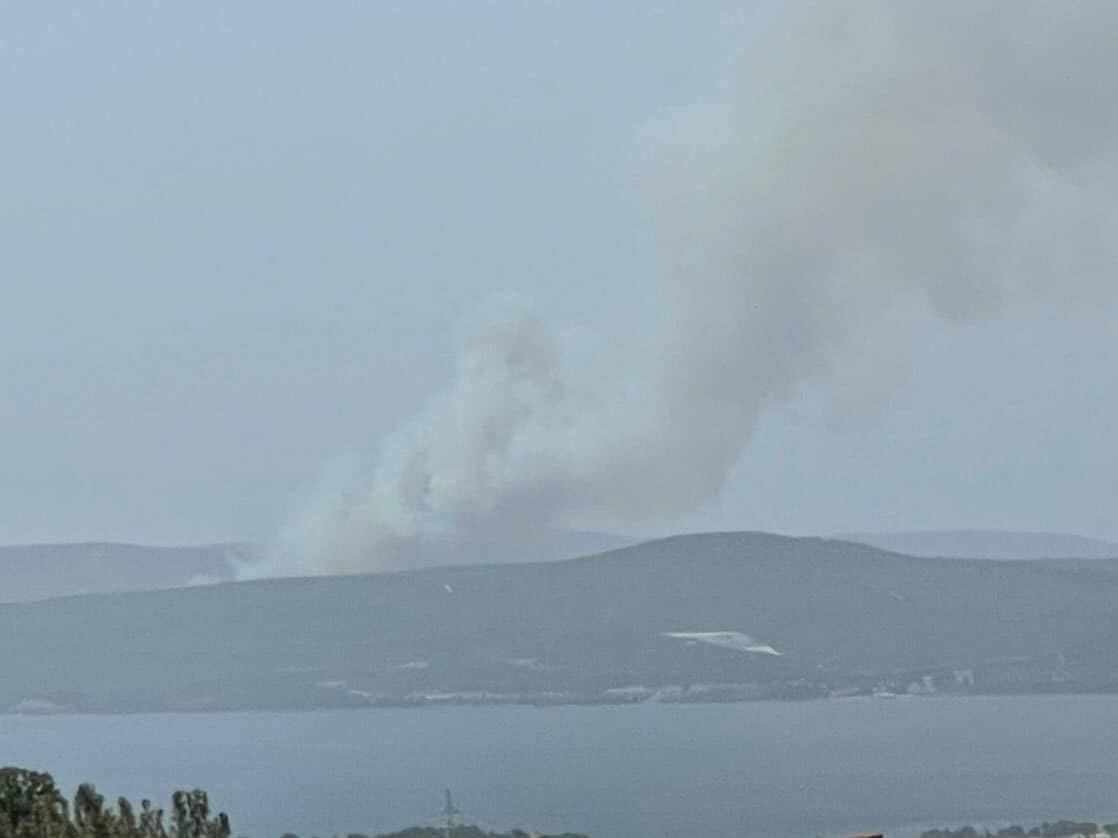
[3,695,1118,838]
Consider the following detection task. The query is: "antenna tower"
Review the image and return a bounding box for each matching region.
[441,789,461,838]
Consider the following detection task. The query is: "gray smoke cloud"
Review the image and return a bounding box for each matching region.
[254,1,1118,577]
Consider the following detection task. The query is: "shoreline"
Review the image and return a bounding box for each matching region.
[9,686,1118,719]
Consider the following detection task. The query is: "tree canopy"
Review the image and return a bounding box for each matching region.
[0,768,230,838]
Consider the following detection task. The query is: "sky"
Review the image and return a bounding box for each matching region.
[2,2,1116,548]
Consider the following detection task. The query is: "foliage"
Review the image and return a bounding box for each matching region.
[10,534,1118,713]
[0,769,230,838]
[0,769,588,838]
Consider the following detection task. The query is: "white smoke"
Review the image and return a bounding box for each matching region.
[257,1,1118,577]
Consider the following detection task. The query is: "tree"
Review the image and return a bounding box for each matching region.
[0,767,71,838]
[0,768,230,838]
[171,791,229,838]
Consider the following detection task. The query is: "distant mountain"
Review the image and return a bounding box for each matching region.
[843,530,1118,559]
[0,530,633,604]
[383,528,636,569]
[4,531,1118,714]
[538,528,635,559]
[0,542,242,603]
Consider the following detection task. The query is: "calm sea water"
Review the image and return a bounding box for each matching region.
[3,696,1118,838]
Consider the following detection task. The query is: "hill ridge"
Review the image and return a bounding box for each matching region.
[4,531,1118,714]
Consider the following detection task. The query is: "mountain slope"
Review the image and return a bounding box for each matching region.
[0,542,242,603]
[0,531,632,604]
[3,532,1118,713]
[842,530,1118,559]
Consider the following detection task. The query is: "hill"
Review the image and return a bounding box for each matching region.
[0,531,632,604]
[3,532,1118,714]
[842,530,1118,559]
[0,542,242,603]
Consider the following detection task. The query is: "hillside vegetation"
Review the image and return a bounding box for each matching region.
[3,533,1118,713]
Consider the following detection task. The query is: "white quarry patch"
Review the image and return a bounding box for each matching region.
[11,697,68,715]
[664,631,782,656]
[604,685,653,697]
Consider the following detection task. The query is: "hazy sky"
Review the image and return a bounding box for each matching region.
[3,2,1116,547]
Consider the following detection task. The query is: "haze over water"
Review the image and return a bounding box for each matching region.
[4,697,1118,838]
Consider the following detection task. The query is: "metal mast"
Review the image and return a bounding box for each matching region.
[441,789,461,838]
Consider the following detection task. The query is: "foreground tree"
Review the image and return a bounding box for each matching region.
[0,769,230,838]
[0,768,70,838]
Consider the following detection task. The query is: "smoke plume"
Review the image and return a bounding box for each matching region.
[259,2,1118,576]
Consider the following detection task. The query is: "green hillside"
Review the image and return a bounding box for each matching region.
[3,532,1118,713]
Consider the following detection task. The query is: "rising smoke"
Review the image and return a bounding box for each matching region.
[258,1,1118,577]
